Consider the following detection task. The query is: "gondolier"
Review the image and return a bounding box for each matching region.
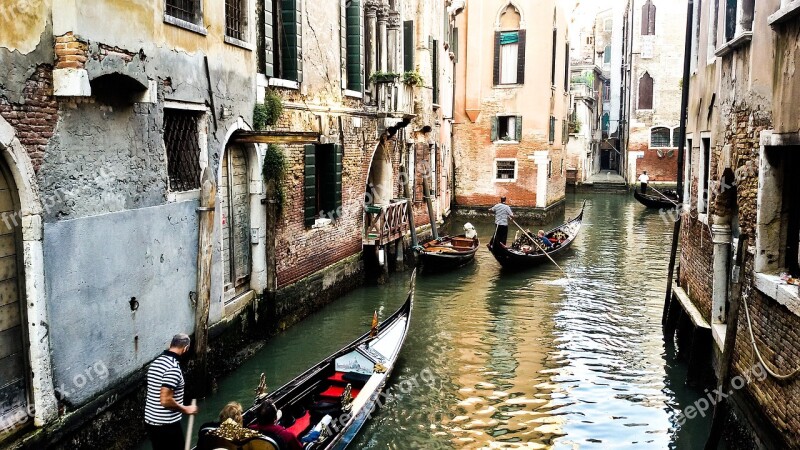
[638,171,650,193]
[489,197,514,246]
[145,333,198,450]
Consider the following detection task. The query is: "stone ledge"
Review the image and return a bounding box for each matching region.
[673,284,711,329]
[769,0,800,26]
[712,322,727,352]
[715,32,753,57]
[754,272,800,316]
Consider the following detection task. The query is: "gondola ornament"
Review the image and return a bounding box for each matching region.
[254,373,268,401]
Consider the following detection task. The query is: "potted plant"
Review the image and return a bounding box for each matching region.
[402,70,424,87]
[370,71,400,84]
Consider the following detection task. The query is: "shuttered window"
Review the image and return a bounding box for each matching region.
[495,31,524,85]
[432,39,439,104]
[404,21,414,72]
[641,0,656,35]
[492,116,522,142]
[549,116,556,143]
[451,28,459,63]
[271,0,302,82]
[345,0,363,91]
[304,144,343,226]
[550,28,557,86]
[638,72,654,110]
[604,44,611,63]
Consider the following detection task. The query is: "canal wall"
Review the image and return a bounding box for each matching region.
[453,199,566,225]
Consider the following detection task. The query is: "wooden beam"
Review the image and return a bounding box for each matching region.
[232,131,320,144]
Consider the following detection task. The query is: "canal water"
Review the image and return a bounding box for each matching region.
[139,193,713,449]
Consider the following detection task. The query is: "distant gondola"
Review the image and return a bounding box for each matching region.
[196,274,415,450]
[487,203,585,269]
[633,188,680,209]
[417,232,479,273]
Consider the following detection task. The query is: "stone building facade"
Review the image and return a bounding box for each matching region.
[452,0,569,219]
[669,0,800,446]
[622,0,686,186]
[0,0,454,447]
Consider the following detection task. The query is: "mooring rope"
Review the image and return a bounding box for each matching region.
[742,289,800,381]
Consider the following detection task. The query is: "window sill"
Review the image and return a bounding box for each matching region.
[224,35,253,51]
[312,218,333,229]
[494,140,520,145]
[269,78,300,90]
[343,89,363,99]
[168,189,201,203]
[715,32,753,57]
[755,272,800,317]
[769,0,800,26]
[163,15,207,36]
[493,84,522,90]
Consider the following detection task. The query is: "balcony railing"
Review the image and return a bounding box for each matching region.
[363,199,410,246]
[375,81,414,117]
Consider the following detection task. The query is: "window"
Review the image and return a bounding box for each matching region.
[548,160,553,178]
[549,116,556,144]
[638,72,654,110]
[267,0,302,82]
[166,0,202,24]
[602,113,610,134]
[432,39,439,103]
[494,30,526,85]
[225,0,246,41]
[451,28,459,63]
[641,0,656,35]
[492,115,521,142]
[724,0,754,42]
[563,43,570,92]
[495,160,516,181]
[603,45,611,64]
[684,138,693,205]
[650,127,671,148]
[163,109,202,192]
[344,0,363,92]
[603,80,611,100]
[304,144,343,226]
[724,0,737,41]
[672,128,681,147]
[404,21,414,72]
[708,0,719,56]
[604,18,613,31]
[550,28,558,86]
[699,138,711,213]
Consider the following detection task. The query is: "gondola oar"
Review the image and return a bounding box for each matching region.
[184,399,197,450]
[510,218,570,279]
[649,186,679,206]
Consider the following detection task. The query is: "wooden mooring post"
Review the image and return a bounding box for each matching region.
[194,168,216,394]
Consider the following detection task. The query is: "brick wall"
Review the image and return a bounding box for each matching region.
[630,144,679,182]
[678,214,713,319]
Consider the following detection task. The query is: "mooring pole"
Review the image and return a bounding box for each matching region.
[422,176,438,240]
[194,168,216,394]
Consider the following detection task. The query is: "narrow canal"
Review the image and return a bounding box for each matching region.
[141,193,714,449]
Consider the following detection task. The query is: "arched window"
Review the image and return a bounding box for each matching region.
[641,0,656,35]
[651,127,671,148]
[672,127,681,147]
[638,72,653,110]
[494,5,525,85]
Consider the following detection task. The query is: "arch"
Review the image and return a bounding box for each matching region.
[216,118,266,302]
[494,0,526,29]
[366,140,395,206]
[650,126,671,148]
[638,72,654,110]
[0,116,57,428]
[641,0,656,35]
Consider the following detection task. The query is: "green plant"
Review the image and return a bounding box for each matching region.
[262,144,287,214]
[402,70,424,87]
[568,119,582,134]
[253,89,284,130]
[370,71,400,83]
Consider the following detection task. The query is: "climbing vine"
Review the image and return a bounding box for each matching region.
[253,89,284,129]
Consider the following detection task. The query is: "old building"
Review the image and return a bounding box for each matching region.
[0,0,454,447]
[452,0,570,220]
[667,0,800,446]
[621,0,686,186]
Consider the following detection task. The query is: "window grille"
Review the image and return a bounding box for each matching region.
[651,127,671,148]
[226,0,245,40]
[164,109,202,192]
[496,160,516,180]
[166,0,200,24]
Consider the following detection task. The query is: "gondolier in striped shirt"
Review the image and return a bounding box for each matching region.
[144,333,198,450]
[489,196,514,246]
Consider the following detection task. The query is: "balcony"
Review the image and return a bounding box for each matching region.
[363,199,410,246]
[570,82,595,99]
[375,81,415,118]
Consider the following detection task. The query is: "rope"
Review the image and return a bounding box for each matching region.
[742,289,800,380]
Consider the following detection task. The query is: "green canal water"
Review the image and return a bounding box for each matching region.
[138,193,713,449]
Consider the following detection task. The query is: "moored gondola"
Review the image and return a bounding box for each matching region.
[196,273,415,450]
[417,227,480,273]
[487,203,585,269]
[633,188,680,209]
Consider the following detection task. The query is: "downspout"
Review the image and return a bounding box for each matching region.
[662,0,694,325]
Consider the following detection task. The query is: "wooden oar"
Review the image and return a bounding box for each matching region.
[510,218,570,279]
[649,186,679,206]
[184,399,197,450]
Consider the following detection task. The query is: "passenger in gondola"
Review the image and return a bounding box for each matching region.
[537,230,554,249]
[198,402,264,446]
[249,399,304,450]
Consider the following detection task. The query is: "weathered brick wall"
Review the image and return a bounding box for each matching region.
[630,144,679,182]
[678,214,713,319]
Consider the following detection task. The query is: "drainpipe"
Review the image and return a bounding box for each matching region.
[662,0,694,325]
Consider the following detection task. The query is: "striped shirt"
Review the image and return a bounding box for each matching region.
[490,203,513,226]
[144,351,184,425]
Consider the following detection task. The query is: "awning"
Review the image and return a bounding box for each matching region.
[500,31,519,45]
[231,131,320,145]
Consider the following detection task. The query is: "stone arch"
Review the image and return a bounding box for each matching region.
[0,116,57,428]
[494,1,526,29]
[216,118,266,304]
[366,140,395,206]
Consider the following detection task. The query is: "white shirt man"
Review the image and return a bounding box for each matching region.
[638,172,650,193]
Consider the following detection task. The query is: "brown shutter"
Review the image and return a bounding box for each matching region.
[517,30,526,85]
[638,72,653,109]
[493,31,501,86]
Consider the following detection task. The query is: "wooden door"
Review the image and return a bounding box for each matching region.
[0,161,27,435]
[221,145,251,299]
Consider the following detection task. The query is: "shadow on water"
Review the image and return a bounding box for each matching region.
[136,193,712,450]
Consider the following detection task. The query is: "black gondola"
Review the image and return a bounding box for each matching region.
[633,188,679,209]
[417,235,480,273]
[487,203,585,269]
[196,273,415,450]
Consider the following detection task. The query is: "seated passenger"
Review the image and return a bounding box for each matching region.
[249,400,304,450]
[537,230,554,249]
[199,402,263,444]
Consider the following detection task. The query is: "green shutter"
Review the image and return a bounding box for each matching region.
[281,0,302,82]
[549,116,556,143]
[517,30,526,84]
[452,27,459,63]
[491,117,498,142]
[432,39,439,104]
[515,116,523,142]
[340,0,347,89]
[333,144,343,216]
[404,21,414,72]
[303,144,317,226]
[346,0,363,91]
[492,31,500,85]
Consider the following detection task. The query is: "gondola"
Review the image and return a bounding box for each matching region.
[487,203,585,269]
[417,234,479,273]
[633,188,679,209]
[196,273,415,450]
